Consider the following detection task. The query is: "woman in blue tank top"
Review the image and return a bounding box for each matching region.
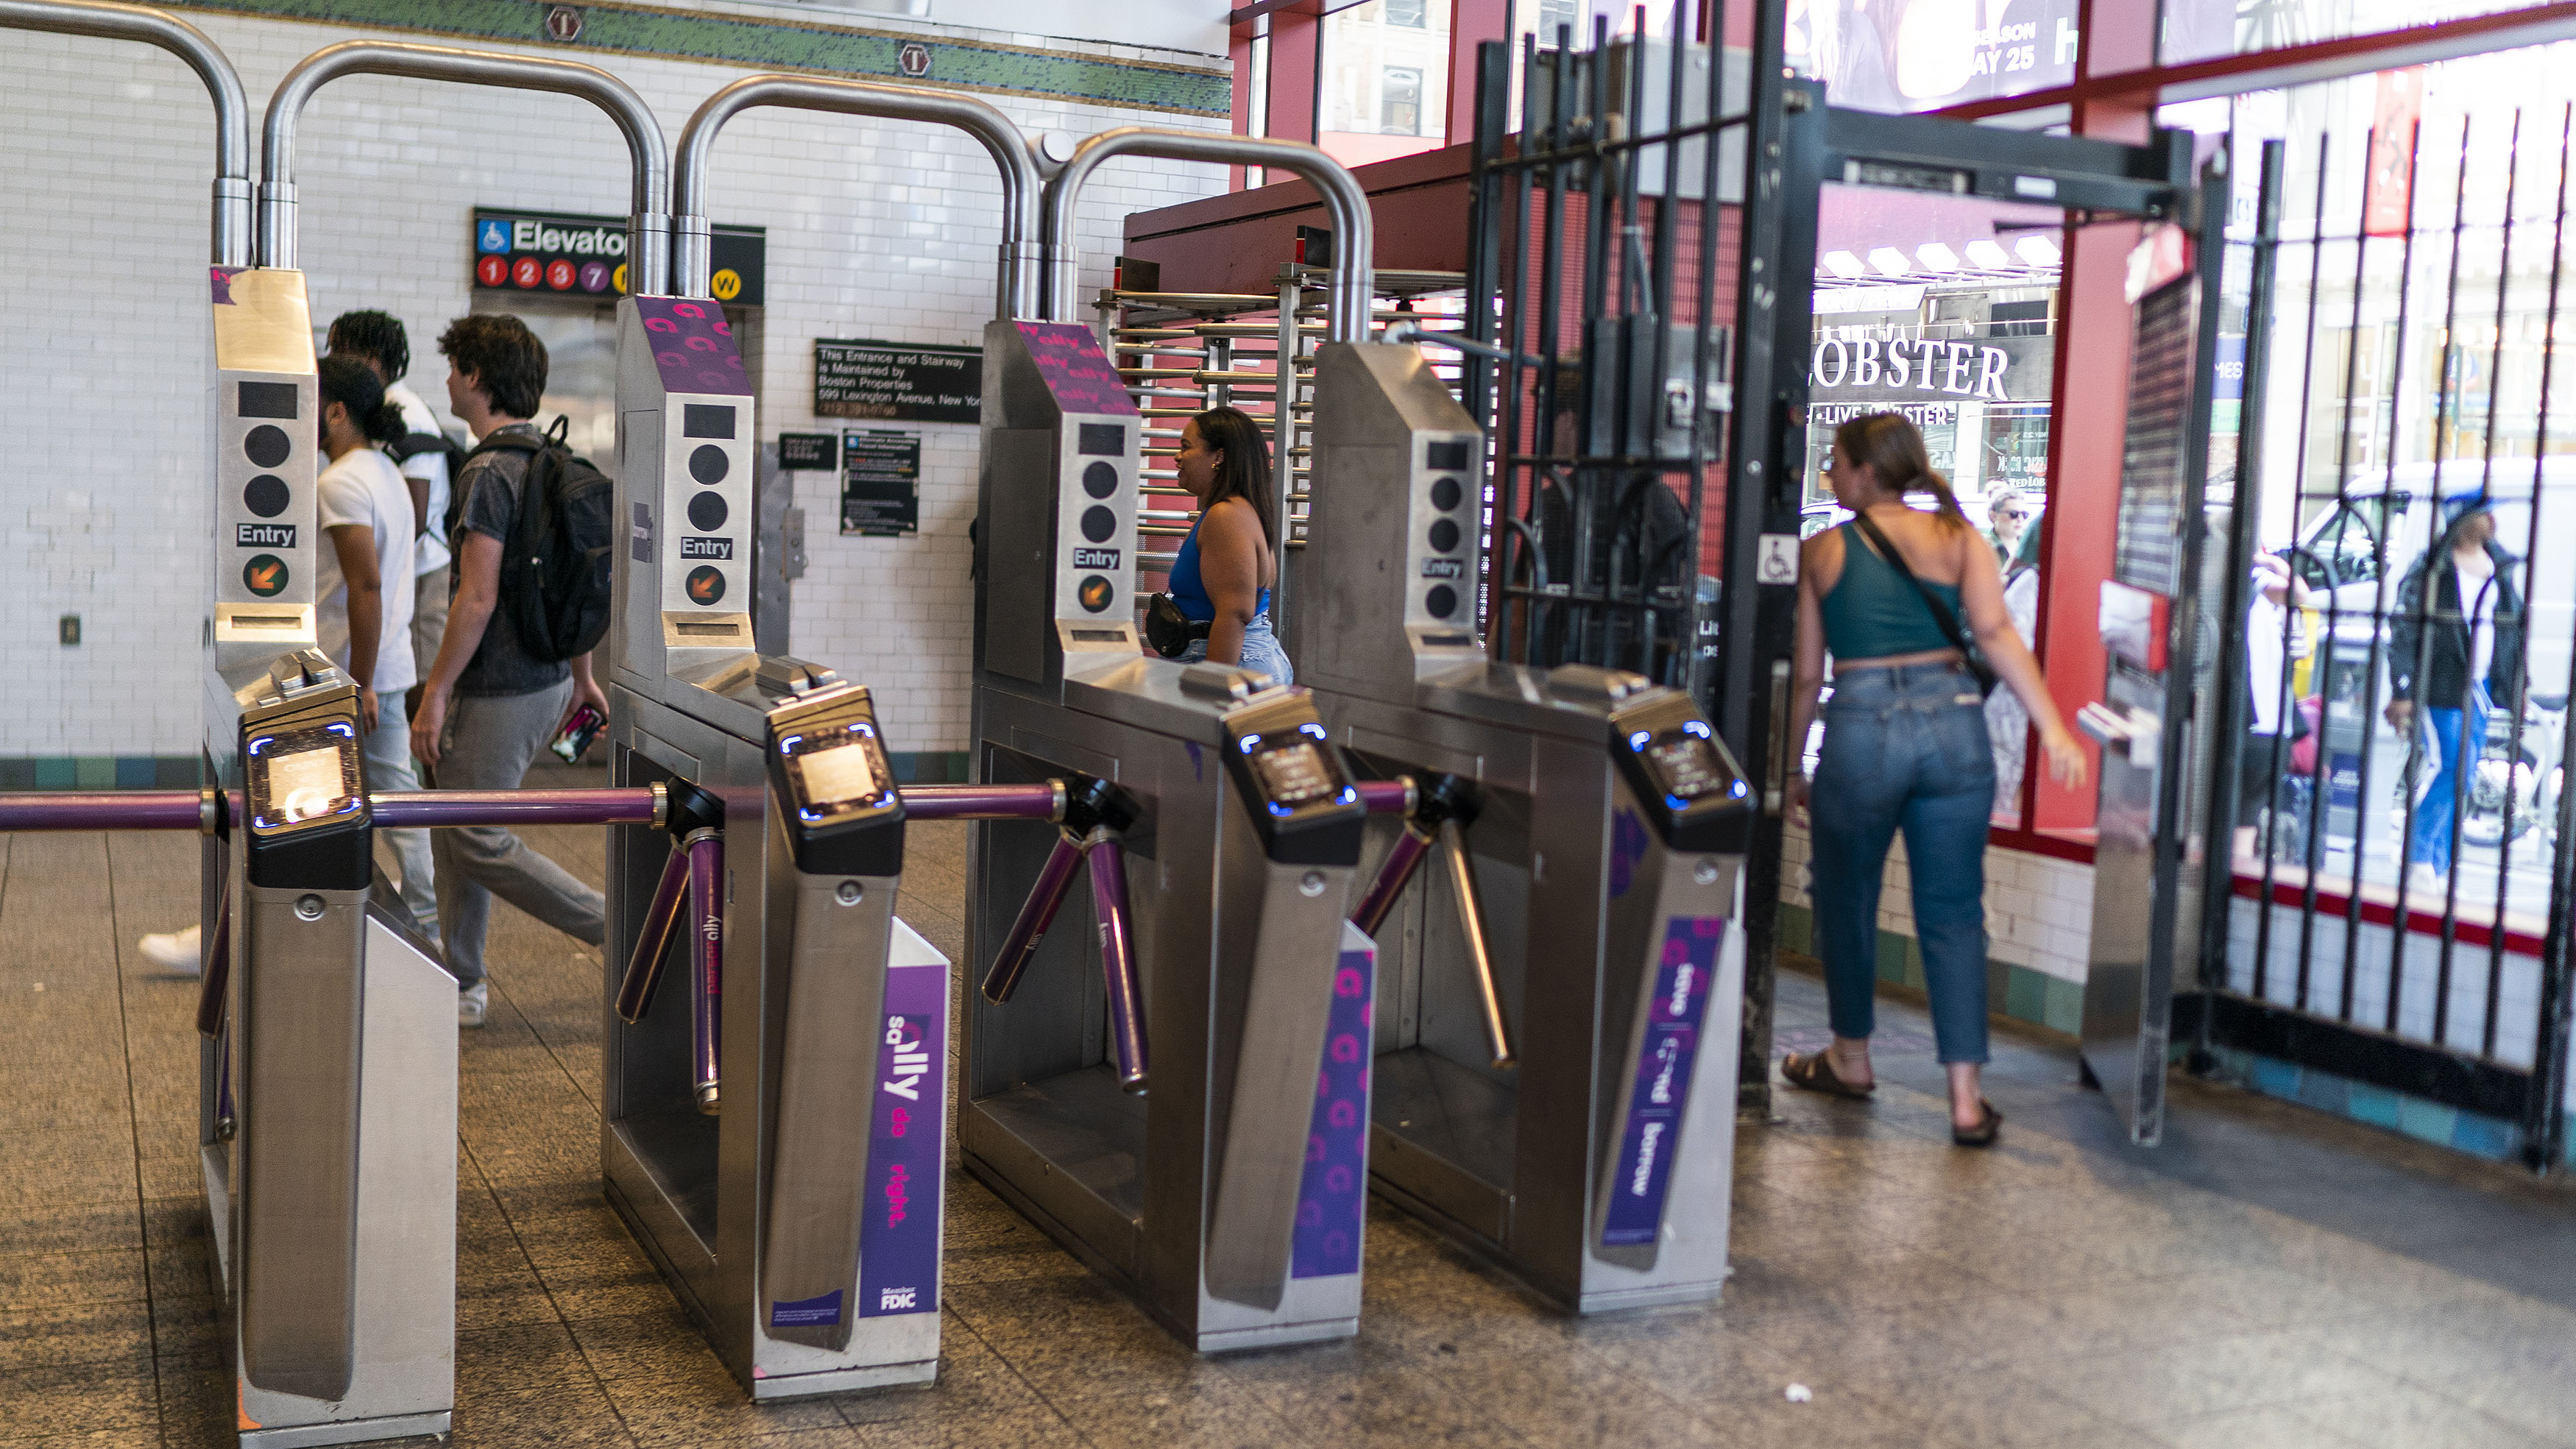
[1168,406,1291,685]
[1780,414,2086,1147]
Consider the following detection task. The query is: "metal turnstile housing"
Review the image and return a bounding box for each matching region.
[1294,343,1751,1312]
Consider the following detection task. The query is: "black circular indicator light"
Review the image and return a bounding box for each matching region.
[1080,506,1117,543]
[242,554,289,598]
[687,491,729,531]
[242,475,290,518]
[1078,575,1115,614]
[1430,475,1463,511]
[1083,461,1119,499]
[244,425,291,467]
[1426,584,1459,619]
[1429,519,1462,553]
[688,444,730,483]
[684,565,726,606]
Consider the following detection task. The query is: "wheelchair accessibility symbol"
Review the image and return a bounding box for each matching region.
[1756,533,1799,587]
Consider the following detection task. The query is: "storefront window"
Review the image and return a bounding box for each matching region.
[2162,0,2548,68]
[1790,0,2081,115]
[1320,0,1454,169]
[1807,184,2064,826]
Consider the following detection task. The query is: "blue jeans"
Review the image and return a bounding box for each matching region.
[1179,610,1292,687]
[1809,662,1997,1065]
[2410,684,2492,879]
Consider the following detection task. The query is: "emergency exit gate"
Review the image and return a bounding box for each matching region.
[1459,10,2202,1126]
[2197,109,2576,1174]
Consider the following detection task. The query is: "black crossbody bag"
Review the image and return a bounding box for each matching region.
[1849,513,2000,698]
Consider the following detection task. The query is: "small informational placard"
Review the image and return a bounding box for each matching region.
[778,432,837,472]
[841,430,921,537]
[815,339,981,422]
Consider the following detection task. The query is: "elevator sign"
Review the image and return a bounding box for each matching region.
[471,208,765,305]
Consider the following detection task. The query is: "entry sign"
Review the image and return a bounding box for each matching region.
[815,339,981,423]
[779,432,838,472]
[472,208,765,305]
[841,431,921,537]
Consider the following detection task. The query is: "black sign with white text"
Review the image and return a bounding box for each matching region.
[815,340,981,423]
[841,430,921,538]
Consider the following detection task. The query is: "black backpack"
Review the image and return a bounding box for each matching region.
[464,417,615,663]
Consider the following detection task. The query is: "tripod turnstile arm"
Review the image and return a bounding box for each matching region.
[981,832,1086,1005]
[685,827,723,1116]
[195,871,233,1038]
[1437,818,1514,1071]
[1348,822,1434,938]
[614,838,694,1025]
[1084,832,1147,1093]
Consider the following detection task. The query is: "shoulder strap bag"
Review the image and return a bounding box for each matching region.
[1848,513,2000,698]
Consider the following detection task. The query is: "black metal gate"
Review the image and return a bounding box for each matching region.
[1462,8,2200,1115]
[2192,102,2576,1175]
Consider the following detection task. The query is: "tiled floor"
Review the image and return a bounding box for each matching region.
[4,762,2575,1447]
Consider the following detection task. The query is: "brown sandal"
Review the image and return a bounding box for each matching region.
[1953,1098,2002,1147]
[1780,1050,1875,1099]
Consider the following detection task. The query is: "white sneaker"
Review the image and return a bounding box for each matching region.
[140,925,202,975]
[458,982,488,1027]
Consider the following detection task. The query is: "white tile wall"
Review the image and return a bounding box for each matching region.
[1782,821,2096,983]
[0,10,1228,756]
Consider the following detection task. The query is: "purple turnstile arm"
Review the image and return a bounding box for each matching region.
[613,840,693,1025]
[372,789,660,827]
[195,872,233,1038]
[685,828,723,1115]
[1348,823,1435,938]
[1356,779,1412,815]
[1086,835,1147,1092]
[980,833,1086,1004]
[898,784,1062,821]
[0,791,205,831]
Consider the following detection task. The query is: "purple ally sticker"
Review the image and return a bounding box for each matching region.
[1600,915,1723,1247]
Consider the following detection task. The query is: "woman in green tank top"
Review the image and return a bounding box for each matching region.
[1779,414,2087,1147]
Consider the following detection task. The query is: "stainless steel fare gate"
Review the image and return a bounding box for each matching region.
[962,129,1395,1353]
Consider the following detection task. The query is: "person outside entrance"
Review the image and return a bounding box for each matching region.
[2387,491,2526,888]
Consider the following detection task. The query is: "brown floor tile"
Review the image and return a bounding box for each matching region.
[0,1301,154,1373]
[565,1307,728,1383]
[597,1363,853,1444]
[457,1319,595,1396]
[451,1379,639,1448]
[0,1357,160,1436]
[0,1249,147,1311]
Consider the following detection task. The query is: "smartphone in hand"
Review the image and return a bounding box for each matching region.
[551,701,607,764]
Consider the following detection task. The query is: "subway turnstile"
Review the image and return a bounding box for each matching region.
[208,651,459,1445]
[1292,341,1755,1313]
[603,288,952,1396]
[964,311,1379,1351]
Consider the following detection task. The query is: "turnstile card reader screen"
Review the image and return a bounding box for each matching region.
[765,682,905,878]
[250,726,362,829]
[1610,697,1752,855]
[1222,707,1366,865]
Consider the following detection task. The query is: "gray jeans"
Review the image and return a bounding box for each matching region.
[363,694,437,938]
[432,679,604,984]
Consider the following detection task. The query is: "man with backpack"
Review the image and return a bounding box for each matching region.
[413,313,608,1027]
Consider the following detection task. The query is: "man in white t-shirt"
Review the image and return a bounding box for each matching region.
[326,311,464,747]
[311,354,439,936]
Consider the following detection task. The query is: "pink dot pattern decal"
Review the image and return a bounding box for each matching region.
[634,296,751,397]
[1292,941,1375,1279]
